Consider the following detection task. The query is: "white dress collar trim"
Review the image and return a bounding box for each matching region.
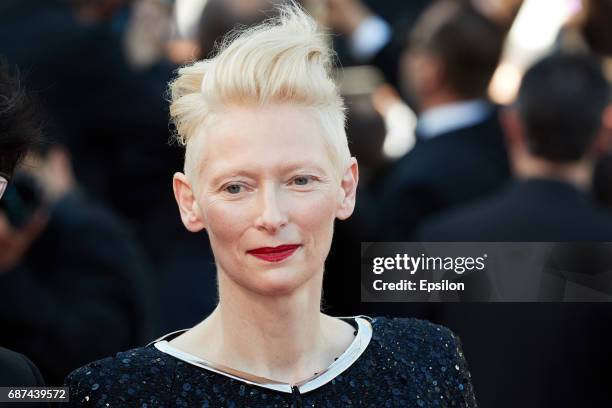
[151,316,373,394]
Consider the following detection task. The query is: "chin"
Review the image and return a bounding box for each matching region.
[245,266,319,297]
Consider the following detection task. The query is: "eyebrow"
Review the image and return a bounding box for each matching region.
[207,162,329,186]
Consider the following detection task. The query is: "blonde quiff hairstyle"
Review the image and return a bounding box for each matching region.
[169,3,350,180]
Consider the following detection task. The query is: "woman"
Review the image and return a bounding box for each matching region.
[65,4,476,407]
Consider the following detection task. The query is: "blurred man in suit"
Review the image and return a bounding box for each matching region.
[419,54,612,408]
[0,59,156,386]
[420,54,612,241]
[0,60,45,390]
[372,0,509,240]
[0,148,157,385]
[321,0,508,318]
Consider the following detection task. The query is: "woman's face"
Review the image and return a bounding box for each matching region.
[174,104,358,296]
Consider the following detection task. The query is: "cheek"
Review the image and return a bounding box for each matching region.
[290,191,338,253]
[200,198,251,250]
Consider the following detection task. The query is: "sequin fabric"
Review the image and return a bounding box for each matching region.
[65,317,477,407]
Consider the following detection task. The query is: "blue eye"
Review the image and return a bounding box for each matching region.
[293,176,311,186]
[225,184,243,194]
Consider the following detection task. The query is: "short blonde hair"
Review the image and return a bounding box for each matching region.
[168,3,350,180]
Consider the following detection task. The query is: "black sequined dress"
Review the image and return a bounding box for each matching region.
[65,317,477,407]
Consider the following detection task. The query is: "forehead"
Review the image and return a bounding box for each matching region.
[197,104,335,178]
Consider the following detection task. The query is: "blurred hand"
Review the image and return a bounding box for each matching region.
[22,147,76,204]
[306,0,373,35]
[372,84,402,116]
[0,211,47,273]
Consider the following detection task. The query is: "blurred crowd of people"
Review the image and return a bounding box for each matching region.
[1,0,612,407]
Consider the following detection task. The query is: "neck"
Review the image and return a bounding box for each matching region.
[184,269,348,384]
[417,90,466,113]
[513,152,593,190]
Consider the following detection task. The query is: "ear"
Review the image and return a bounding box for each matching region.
[594,104,612,157]
[589,105,612,157]
[500,107,526,151]
[173,172,206,232]
[336,158,359,220]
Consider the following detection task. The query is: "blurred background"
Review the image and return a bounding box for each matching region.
[1,0,612,407]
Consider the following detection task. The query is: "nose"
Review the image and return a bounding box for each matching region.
[254,184,288,233]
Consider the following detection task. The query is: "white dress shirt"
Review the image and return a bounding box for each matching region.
[415,99,493,139]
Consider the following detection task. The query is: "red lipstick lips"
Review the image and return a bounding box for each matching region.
[247,244,300,262]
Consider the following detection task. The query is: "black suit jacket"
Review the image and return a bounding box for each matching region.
[0,347,47,408]
[366,108,509,241]
[0,347,44,386]
[418,178,612,407]
[420,178,612,241]
[0,190,156,385]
